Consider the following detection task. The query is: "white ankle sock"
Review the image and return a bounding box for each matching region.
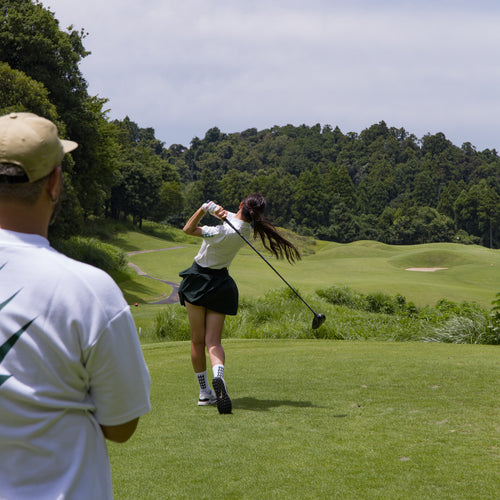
[196,371,209,392]
[213,364,224,379]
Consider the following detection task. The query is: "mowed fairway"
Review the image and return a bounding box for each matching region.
[108,341,499,499]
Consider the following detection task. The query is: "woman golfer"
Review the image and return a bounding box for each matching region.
[179,193,300,414]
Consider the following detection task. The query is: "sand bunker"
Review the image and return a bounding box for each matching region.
[405,267,448,272]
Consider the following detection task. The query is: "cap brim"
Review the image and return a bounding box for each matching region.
[61,139,78,153]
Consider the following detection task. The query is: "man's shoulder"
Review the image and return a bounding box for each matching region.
[50,250,128,318]
[52,249,120,293]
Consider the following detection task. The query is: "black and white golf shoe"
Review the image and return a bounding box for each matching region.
[212,377,232,414]
[198,390,217,406]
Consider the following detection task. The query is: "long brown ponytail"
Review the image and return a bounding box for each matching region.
[240,193,301,264]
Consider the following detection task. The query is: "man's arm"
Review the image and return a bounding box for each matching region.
[101,418,139,443]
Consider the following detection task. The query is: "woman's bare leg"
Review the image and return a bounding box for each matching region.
[185,301,208,373]
[186,302,226,370]
[205,309,226,368]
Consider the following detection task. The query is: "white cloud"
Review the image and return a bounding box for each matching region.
[42,0,500,150]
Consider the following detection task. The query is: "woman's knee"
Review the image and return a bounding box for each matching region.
[191,337,206,349]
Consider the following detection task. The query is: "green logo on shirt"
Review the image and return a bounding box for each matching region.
[0,287,35,387]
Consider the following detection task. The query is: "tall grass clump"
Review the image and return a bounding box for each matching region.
[147,287,500,345]
[421,312,494,344]
[153,304,190,341]
[225,288,316,340]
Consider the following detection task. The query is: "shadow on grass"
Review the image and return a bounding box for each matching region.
[110,236,143,253]
[232,397,347,417]
[120,280,169,304]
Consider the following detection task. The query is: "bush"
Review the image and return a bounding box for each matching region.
[316,286,415,316]
[316,285,365,309]
[52,236,129,280]
[487,292,500,344]
[418,298,485,324]
[365,292,396,314]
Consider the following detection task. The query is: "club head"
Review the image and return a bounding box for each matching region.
[312,313,326,329]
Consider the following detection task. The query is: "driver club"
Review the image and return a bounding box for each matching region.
[222,216,326,329]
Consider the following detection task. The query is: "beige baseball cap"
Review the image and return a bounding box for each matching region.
[0,112,78,182]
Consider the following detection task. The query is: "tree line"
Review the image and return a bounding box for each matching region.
[1,1,499,248]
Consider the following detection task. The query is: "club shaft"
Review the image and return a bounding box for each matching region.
[222,217,317,316]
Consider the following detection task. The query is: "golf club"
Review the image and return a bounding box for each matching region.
[222,215,326,329]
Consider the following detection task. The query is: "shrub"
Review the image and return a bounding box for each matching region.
[487,292,500,344]
[365,292,396,314]
[419,299,485,324]
[316,286,415,316]
[52,236,129,279]
[316,285,365,309]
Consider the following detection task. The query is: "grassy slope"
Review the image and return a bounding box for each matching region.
[109,341,500,499]
[306,240,500,307]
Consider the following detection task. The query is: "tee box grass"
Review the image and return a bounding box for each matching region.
[108,341,500,499]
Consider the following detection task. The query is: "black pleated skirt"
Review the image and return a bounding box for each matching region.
[178,261,239,315]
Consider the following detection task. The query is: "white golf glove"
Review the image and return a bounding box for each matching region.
[202,201,219,214]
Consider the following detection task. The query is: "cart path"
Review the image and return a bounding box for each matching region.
[127,247,184,304]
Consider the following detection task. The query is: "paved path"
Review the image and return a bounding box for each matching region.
[127,247,184,304]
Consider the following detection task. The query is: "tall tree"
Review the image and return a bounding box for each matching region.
[0,0,118,219]
[0,60,84,236]
[0,62,58,121]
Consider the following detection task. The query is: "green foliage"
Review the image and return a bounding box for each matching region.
[153,305,190,341]
[146,286,497,345]
[0,61,59,121]
[2,2,499,250]
[109,117,183,226]
[489,292,500,342]
[52,236,129,281]
[316,285,365,309]
[0,0,117,234]
[422,313,498,345]
[173,121,500,248]
[0,61,86,238]
[365,291,398,314]
[317,285,417,316]
[418,298,486,323]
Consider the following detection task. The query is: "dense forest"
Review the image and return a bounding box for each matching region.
[1,0,499,248]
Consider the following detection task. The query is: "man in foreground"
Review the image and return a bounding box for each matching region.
[0,112,151,499]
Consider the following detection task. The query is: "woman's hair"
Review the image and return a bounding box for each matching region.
[240,193,301,263]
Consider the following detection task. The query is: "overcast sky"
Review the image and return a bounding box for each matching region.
[42,0,500,151]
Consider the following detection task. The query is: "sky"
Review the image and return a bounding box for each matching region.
[42,0,500,151]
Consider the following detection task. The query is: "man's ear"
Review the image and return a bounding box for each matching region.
[45,166,62,202]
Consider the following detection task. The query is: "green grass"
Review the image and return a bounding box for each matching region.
[108,340,500,499]
[99,225,500,497]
